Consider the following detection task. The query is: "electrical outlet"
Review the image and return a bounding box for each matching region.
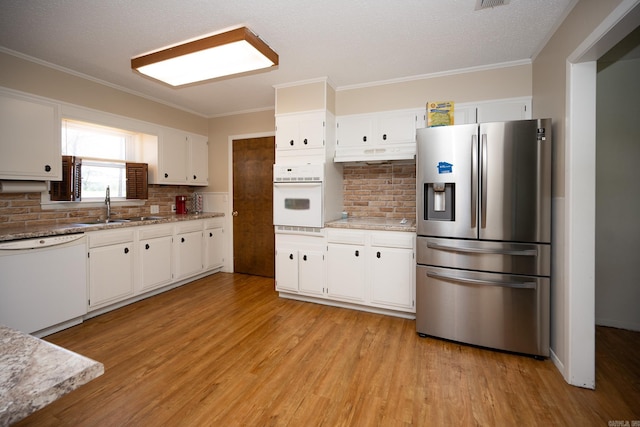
[150,205,159,214]
[171,204,176,213]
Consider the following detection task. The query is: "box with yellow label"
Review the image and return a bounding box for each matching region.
[427,101,454,127]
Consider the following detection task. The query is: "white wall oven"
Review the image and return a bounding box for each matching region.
[273,164,324,229]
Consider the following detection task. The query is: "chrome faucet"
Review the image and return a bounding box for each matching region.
[105,186,111,220]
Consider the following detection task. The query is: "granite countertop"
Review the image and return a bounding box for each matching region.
[0,325,104,425]
[0,212,225,242]
[325,217,416,232]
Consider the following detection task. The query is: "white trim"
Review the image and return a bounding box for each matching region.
[227,131,276,273]
[336,60,531,91]
[562,0,640,389]
[565,60,596,389]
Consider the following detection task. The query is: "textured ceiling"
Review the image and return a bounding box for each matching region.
[0,0,575,118]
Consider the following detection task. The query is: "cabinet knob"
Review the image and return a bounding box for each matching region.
[362,136,367,142]
[44,164,51,172]
[124,247,129,254]
[303,138,308,145]
[303,254,307,261]
[289,139,294,146]
[289,253,294,260]
[209,232,213,237]
[164,173,169,178]
[376,251,381,258]
[355,250,359,257]
[145,243,150,250]
[181,237,185,243]
[382,134,387,141]
[193,175,197,180]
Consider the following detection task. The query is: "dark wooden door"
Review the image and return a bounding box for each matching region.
[232,136,275,277]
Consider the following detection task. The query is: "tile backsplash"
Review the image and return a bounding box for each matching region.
[0,185,195,229]
[342,161,416,219]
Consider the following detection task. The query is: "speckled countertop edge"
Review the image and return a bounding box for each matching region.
[325,217,416,232]
[0,325,104,426]
[0,212,225,242]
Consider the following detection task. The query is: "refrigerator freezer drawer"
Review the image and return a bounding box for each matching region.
[416,265,549,357]
[416,236,550,277]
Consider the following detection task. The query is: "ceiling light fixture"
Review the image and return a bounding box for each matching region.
[131,27,278,86]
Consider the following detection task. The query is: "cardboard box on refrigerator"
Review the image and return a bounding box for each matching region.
[427,101,454,127]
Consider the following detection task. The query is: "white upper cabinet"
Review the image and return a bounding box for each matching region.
[453,98,532,125]
[0,89,61,181]
[149,129,209,186]
[275,111,335,164]
[335,109,422,162]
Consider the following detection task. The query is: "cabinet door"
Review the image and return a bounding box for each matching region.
[477,100,530,122]
[275,115,299,151]
[298,250,324,296]
[189,135,209,185]
[174,230,203,279]
[326,243,366,302]
[140,235,173,291]
[297,114,325,150]
[89,243,134,308]
[454,107,478,125]
[0,92,61,180]
[159,129,188,184]
[337,115,373,147]
[377,111,417,145]
[371,247,414,310]
[275,247,299,292]
[204,227,224,270]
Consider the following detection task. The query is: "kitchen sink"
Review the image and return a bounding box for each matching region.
[73,219,131,226]
[125,216,164,222]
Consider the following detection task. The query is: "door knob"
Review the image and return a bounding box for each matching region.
[232,211,239,217]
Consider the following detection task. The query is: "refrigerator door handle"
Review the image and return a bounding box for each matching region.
[481,133,488,229]
[425,269,537,289]
[426,241,538,256]
[471,134,478,228]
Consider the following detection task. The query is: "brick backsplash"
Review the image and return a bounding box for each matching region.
[0,185,195,229]
[342,160,416,219]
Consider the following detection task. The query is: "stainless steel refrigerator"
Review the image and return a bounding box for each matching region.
[416,119,551,357]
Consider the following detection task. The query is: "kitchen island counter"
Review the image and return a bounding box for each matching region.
[325,216,416,232]
[0,324,104,425]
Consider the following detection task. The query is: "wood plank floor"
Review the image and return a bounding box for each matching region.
[16,273,640,426]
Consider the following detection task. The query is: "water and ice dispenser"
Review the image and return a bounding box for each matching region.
[424,182,455,221]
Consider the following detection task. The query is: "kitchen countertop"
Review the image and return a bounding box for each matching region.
[325,217,416,232]
[0,212,224,242]
[0,324,104,425]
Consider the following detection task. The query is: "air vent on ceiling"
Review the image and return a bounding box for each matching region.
[475,0,510,10]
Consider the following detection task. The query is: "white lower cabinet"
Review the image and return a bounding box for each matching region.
[138,224,173,292]
[369,233,415,311]
[204,218,225,270]
[275,233,325,296]
[174,221,204,280]
[88,229,135,310]
[326,231,367,303]
[87,217,225,313]
[277,228,415,316]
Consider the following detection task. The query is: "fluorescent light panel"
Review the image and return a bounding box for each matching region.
[131,27,278,86]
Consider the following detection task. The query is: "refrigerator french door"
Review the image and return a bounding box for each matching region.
[415,119,552,357]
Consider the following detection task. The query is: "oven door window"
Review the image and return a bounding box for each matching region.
[273,182,323,227]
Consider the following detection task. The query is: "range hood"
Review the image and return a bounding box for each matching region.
[333,144,415,163]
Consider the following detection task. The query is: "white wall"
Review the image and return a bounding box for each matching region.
[595,57,640,331]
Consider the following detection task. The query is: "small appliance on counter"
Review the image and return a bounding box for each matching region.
[175,195,188,214]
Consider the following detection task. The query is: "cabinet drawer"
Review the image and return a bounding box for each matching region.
[88,229,135,248]
[370,231,414,249]
[204,217,224,229]
[175,220,203,234]
[327,229,366,245]
[138,224,173,240]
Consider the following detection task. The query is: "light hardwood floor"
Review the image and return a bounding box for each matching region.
[16,273,640,426]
